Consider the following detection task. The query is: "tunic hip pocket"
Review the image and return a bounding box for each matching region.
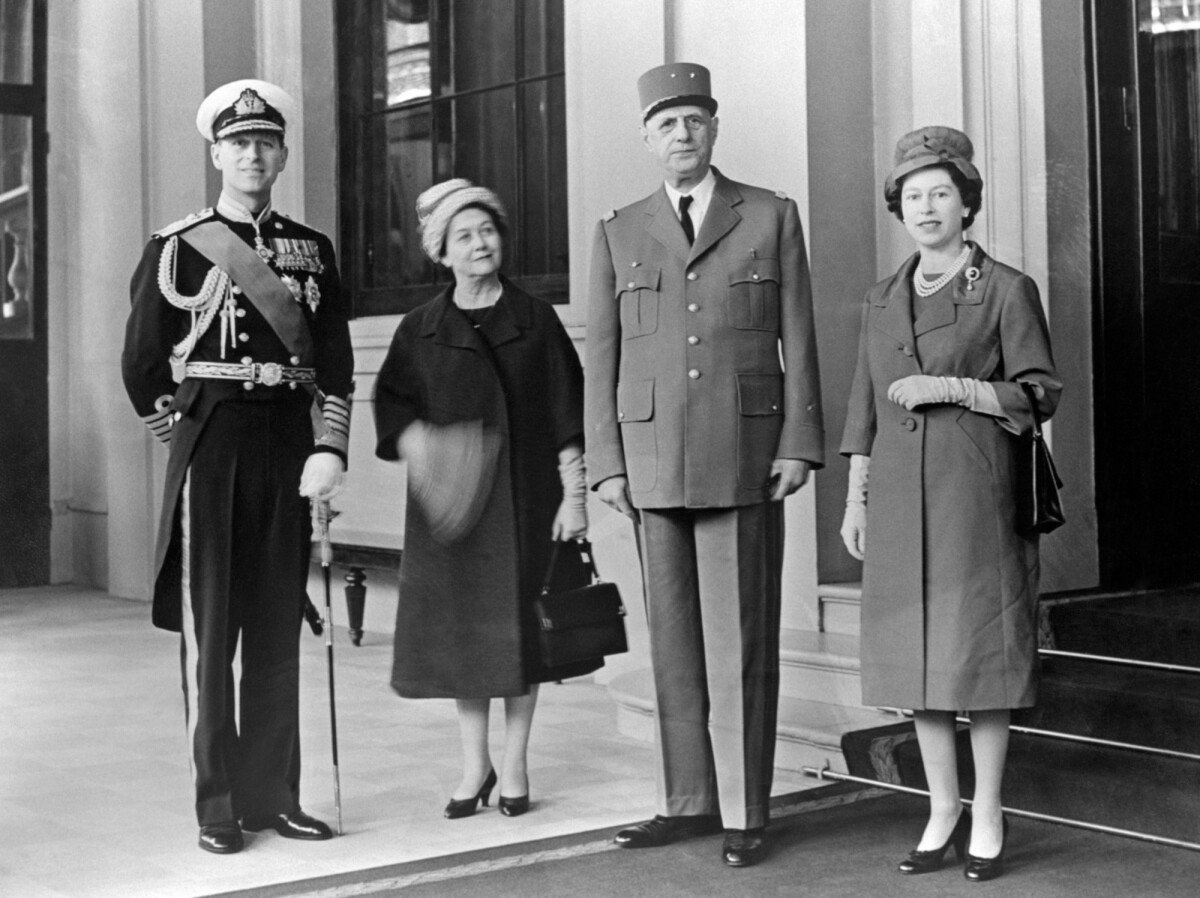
[617,378,657,492]
[736,373,783,489]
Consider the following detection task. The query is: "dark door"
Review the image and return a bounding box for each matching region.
[0,0,48,586]
[1092,0,1200,587]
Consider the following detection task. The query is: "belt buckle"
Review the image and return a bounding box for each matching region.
[258,362,283,387]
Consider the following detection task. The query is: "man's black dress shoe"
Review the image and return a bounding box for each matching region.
[242,809,334,841]
[198,822,244,854]
[614,814,721,848]
[722,828,767,867]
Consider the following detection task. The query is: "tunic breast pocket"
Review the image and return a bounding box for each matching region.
[727,259,781,331]
[618,267,661,339]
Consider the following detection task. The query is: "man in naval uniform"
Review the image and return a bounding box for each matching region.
[585,63,824,867]
[122,79,353,855]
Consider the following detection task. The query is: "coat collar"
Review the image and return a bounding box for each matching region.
[872,243,996,354]
[421,276,530,350]
[642,167,743,264]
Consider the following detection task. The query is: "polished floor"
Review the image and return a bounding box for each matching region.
[0,585,813,898]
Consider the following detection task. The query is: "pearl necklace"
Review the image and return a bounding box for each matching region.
[913,243,973,297]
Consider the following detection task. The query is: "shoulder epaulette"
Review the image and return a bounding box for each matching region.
[602,209,617,222]
[153,208,214,239]
[774,190,789,201]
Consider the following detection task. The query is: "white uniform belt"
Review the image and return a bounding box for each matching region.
[184,361,316,387]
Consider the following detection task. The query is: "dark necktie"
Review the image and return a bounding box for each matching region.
[678,194,695,245]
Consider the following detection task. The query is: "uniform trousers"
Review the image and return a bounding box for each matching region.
[638,502,784,831]
[178,397,311,826]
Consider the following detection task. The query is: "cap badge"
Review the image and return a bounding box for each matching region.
[234,88,268,116]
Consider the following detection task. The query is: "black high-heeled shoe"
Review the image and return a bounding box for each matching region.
[964,815,1009,882]
[897,809,970,874]
[444,768,497,819]
[498,794,530,817]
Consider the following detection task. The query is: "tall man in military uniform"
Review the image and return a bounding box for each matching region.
[585,63,824,867]
[122,80,353,855]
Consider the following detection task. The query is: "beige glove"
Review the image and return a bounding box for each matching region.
[299,453,346,500]
[840,454,869,561]
[552,452,588,540]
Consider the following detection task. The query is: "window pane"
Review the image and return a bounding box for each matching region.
[436,0,515,95]
[386,0,431,105]
[521,78,568,275]
[0,0,33,85]
[434,87,517,225]
[366,107,437,289]
[0,114,32,338]
[522,0,563,78]
[1154,29,1200,282]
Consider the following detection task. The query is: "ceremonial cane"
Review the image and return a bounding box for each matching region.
[312,499,344,835]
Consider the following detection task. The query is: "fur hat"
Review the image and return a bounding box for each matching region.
[416,179,508,262]
[885,126,982,196]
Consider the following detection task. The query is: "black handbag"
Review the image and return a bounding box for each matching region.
[1016,381,1065,535]
[534,539,628,669]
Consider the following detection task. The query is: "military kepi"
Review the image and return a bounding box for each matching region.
[638,62,718,122]
[195,78,296,142]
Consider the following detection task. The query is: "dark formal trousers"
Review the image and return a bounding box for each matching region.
[178,397,311,826]
[637,502,784,831]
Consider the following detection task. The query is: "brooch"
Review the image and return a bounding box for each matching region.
[964,267,981,291]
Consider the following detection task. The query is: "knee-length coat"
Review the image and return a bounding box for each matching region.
[373,279,592,699]
[840,245,1062,711]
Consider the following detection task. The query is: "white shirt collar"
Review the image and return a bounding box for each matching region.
[663,168,717,231]
[217,191,273,227]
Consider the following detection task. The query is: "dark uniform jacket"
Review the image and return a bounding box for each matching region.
[585,169,825,509]
[122,204,354,631]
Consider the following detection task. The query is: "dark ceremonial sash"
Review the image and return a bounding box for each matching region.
[180,221,313,362]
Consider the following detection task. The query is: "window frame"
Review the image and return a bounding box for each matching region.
[336,0,569,318]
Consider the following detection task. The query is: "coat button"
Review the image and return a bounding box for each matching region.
[687,335,699,345]
[618,411,625,420]
[902,418,917,431]
[239,332,249,342]
[232,286,242,295]
[236,308,246,318]
[688,303,700,312]
[688,369,701,379]
[901,345,913,356]
[631,261,640,267]
[687,272,698,281]
[241,356,252,364]
[627,281,636,289]
[290,356,300,365]
[751,273,760,280]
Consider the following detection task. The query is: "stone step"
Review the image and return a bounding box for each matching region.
[818,581,862,635]
[608,667,898,776]
[779,628,866,705]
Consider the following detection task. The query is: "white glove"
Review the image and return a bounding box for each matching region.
[299,453,346,500]
[887,374,974,410]
[840,454,869,560]
[552,453,588,540]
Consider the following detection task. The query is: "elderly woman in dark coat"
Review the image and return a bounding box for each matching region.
[840,127,1061,882]
[374,179,591,819]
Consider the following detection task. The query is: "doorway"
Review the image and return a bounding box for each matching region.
[1092,0,1200,588]
[0,0,48,586]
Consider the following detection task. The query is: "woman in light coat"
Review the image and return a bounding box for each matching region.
[840,127,1061,882]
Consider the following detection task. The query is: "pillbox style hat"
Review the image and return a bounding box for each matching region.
[885,125,982,196]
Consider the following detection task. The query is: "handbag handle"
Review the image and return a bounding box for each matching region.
[1019,381,1044,439]
[540,539,601,595]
